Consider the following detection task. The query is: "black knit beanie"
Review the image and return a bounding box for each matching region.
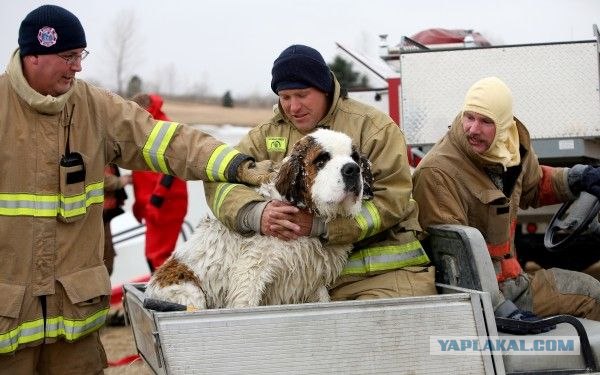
[18,5,86,57]
[271,44,333,95]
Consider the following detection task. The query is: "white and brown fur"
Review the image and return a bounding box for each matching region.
[145,129,373,309]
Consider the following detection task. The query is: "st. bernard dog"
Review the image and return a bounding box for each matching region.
[145,128,373,309]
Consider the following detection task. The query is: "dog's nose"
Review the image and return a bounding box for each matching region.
[342,162,361,193]
[342,163,359,177]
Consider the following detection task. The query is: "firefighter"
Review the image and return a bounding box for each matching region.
[0,5,272,373]
[131,93,189,272]
[204,44,437,301]
[413,77,600,325]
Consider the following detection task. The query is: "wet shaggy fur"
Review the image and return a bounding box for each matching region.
[145,129,373,309]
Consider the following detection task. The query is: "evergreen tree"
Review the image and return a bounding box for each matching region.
[222,90,234,108]
[328,55,369,93]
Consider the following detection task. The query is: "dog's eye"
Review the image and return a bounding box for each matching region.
[351,151,360,163]
[313,152,330,169]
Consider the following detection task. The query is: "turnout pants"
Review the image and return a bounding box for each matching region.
[501,268,600,321]
[329,266,437,301]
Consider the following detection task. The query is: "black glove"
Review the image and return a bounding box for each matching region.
[567,164,600,198]
[581,166,600,199]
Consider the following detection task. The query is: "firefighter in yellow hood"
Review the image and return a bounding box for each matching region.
[413,77,600,328]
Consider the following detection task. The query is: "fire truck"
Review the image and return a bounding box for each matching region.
[123,27,600,374]
[339,26,600,278]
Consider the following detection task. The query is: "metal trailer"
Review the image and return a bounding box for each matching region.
[123,283,500,374]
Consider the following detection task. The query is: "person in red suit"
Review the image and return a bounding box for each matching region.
[131,93,189,272]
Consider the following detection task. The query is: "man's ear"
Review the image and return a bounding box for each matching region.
[359,154,374,200]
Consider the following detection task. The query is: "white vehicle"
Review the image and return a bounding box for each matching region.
[123,29,600,374]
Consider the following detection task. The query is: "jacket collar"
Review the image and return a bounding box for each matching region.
[7,48,75,115]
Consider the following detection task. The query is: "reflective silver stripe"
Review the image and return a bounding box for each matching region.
[212,183,239,217]
[59,182,104,217]
[341,241,430,276]
[355,201,380,240]
[0,308,107,354]
[0,182,104,218]
[45,308,108,341]
[0,319,45,354]
[142,121,179,173]
[205,144,241,182]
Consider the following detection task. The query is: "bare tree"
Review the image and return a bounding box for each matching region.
[105,10,142,96]
[163,63,177,95]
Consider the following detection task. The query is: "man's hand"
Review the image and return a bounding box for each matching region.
[261,200,313,240]
[236,159,276,186]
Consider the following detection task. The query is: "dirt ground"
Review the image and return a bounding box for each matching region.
[101,100,275,373]
[163,99,275,127]
[101,324,152,374]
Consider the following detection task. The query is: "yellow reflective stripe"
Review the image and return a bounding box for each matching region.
[205,144,241,182]
[45,308,108,341]
[59,181,105,217]
[0,193,57,217]
[0,308,108,354]
[142,120,179,173]
[212,183,239,217]
[0,318,45,354]
[0,182,104,218]
[354,201,381,240]
[341,240,430,276]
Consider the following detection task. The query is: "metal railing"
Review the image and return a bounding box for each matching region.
[112,220,195,246]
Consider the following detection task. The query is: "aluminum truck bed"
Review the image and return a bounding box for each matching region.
[123,283,500,374]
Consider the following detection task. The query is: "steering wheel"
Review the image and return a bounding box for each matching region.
[544,191,600,251]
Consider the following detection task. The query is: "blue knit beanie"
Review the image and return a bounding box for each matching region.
[271,45,333,95]
[18,5,86,56]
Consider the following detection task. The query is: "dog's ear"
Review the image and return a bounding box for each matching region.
[359,154,374,200]
[275,152,306,205]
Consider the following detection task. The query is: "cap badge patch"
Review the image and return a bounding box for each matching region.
[38,26,58,47]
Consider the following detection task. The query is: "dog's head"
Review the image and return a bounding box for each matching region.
[274,129,373,221]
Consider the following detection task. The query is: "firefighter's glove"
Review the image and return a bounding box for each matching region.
[568,165,592,195]
[581,166,600,199]
[236,159,276,186]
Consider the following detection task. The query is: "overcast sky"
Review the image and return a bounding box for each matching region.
[2,0,598,97]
